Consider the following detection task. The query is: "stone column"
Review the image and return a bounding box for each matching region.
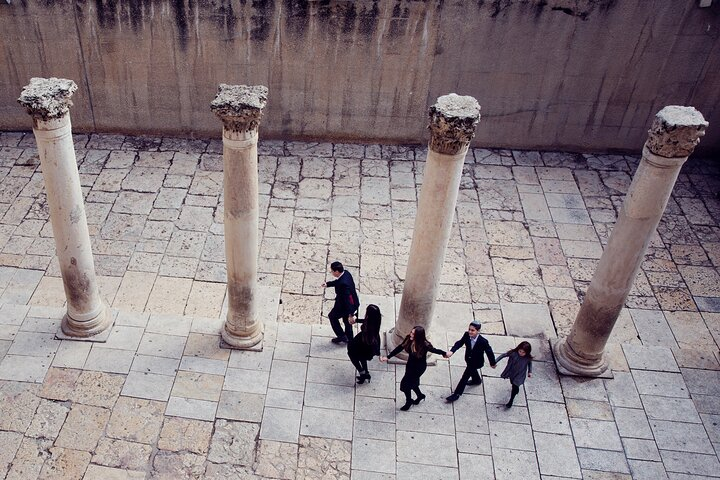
[211,84,268,349]
[553,106,708,376]
[388,94,481,352]
[17,77,111,339]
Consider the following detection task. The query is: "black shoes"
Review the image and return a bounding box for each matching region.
[331,336,348,344]
[356,372,372,384]
[505,399,514,408]
[400,401,413,411]
[466,379,482,386]
[446,393,460,403]
[413,393,426,405]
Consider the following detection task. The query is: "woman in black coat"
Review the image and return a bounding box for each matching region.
[381,326,446,411]
[347,304,382,384]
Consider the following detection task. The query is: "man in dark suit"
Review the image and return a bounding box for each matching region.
[445,320,496,402]
[322,261,360,344]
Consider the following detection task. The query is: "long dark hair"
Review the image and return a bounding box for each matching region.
[507,341,533,359]
[361,304,381,347]
[401,326,432,358]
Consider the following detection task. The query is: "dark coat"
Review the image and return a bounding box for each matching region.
[496,351,533,386]
[450,332,496,369]
[326,271,359,316]
[347,319,381,360]
[388,341,446,392]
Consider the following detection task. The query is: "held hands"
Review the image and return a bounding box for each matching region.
[348,315,356,325]
[444,351,454,359]
[379,357,388,363]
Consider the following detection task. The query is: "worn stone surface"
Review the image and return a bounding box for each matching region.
[254,440,298,479]
[92,437,153,470]
[296,436,352,480]
[25,399,69,440]
[157,417,213,454]
[54,404,110,451]
[38,447,91,480]
[207,419,259,466]
[0,380,41,432]
[106,396,166,444]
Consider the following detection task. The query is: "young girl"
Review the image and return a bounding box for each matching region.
[347,304,382,384]
[493,341,533,408]
[380,326,447,411]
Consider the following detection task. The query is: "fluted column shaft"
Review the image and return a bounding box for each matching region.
[554,106,708,376]
[211,84,268,349]
[389,94,481,351]
[18,77,110,338]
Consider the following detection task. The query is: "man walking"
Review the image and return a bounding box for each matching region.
[322,261,360,344]
[445,320,496,402]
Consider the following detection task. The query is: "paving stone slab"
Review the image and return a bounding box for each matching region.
[576,448,630,474]
[488,419,536,453]
[659,450,720,477]
[492,448,541,480]
[641,395,701,423]
[622,437,662,461]
[55,404,110,451]
[121,371,175,401]
[650,419,715,454]
[570,418,623,451]
[300,405,354,441]
[622,344,679,372]
[613,407,654,439]
[260,407,302,443]
[396,431,458,468]
[353,419,396,441]
[527,400,571,434]
[304,381,355,411]
[632,370,689,398]
[0,353,52,382]
[534,432,582,478]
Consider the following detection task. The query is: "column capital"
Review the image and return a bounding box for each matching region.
[428,93,481,155]
[646,106,708,158]
[17,77,78,121]
[211,84,268,133]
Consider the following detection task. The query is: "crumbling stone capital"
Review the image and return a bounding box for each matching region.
[428,93,481,155]
[17,77,78,121]
[211,84,268,133]
[646,106,708,158]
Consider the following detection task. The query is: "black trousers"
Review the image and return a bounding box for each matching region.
[348,349,368,373]
[329,307,354,340]
[453,364,481,395]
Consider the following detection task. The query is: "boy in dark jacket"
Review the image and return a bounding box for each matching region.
[445,320,496,402]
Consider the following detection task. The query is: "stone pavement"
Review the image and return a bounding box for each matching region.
[0,131,719,479]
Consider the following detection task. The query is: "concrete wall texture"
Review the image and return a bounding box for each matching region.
[1,0,719,153]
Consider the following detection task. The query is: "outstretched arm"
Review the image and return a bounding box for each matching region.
[485,343,497,367]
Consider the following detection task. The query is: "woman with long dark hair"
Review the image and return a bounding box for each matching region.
[380,326,447,411]
[347,304,382,384]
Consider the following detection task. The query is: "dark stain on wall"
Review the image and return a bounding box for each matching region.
[284,0,309,39]
[95,0,118,29]
[357,1,379,39]
[251,0,274,42]
[170,0,190,51]
[341,2,356,34]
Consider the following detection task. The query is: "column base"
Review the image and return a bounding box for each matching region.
[220,285,280,351]
[57,302,113,342]
[550,338,613,379]
[383,330,437,366]
[221,327,264,351]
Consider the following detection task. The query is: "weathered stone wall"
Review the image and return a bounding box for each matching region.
[1,0,718,152]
